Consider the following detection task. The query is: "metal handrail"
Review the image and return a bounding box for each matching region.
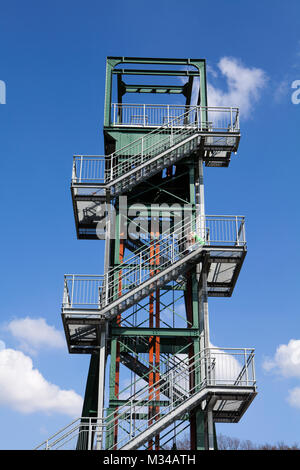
[35,347,255,450]
[104,347,255,450]
[110,107,200,185]
[62,215,246,311]
[72,105,240,187]
[111,103,239,130]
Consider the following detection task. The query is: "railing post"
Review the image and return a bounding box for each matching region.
[130,400,133,438]
[63,278,68,307]
[252,352,256,387]
[72,157,76,182]
[236,108,240,130]
[143,104,146,127]
[105,272,109,306]
[110,156,114,181]
[141,137,144,163]
[207,349,211,386]
[79,156,83,183]
[242,218,246,244]
[244,349,249,386]
[88,418,92,450]
[70,275,74,308]
[235,216,239,246]
[171,234,174,262]
[140,253,142,284]
[170,370,174,410]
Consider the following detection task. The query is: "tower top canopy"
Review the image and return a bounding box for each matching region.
[104,56,208,126]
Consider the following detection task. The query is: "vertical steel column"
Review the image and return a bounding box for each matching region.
[154,236,160,450]
[96,326,106,450]
[148,225,160,450]
[148,234,155,450]
[188,163,206,450]
[196,157,214,451]
[106,208,123,450]
[113,238,124,449]
[107,338,117,449]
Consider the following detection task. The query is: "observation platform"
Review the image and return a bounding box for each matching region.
[61,215,246,353]
[35,347,256,450]
[71,104,240,239]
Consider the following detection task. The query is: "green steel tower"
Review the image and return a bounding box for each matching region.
[37,57,257,451]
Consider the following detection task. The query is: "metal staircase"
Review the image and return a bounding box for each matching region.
[34,57,256,452]
[119,338,189,402]
[71,106,240,200]
[35,347,256,450]
[103,221,203,313]
[63,216,206,322]
[37,64,256,450]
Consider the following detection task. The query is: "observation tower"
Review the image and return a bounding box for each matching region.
[37,57,257,451]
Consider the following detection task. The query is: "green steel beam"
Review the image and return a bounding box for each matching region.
[111,327,199,337]
[120,84,186,95]
[104,56,207,126]
[113,69,201,76]
[118,341,191,355]
[194,410,206,450]
[80,353,99,418]
[76,353,99,450]
[109,399,170,407]
[108,56,205,65]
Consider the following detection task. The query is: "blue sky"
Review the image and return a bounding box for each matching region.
[1,0,300,450]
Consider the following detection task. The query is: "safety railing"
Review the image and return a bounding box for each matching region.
[101,214,246,309]
[72,107,201,188]
[205,215,246,246]
[119,341,191,401]
[35,347,255,450]
[72,106,239,189]
[34,417,105,450]
[101,215,204,310]
[62,215,246,313]
[110,103,240,131]
[72,155,106,185]
[104,347,255,450]
[63,274,104,311]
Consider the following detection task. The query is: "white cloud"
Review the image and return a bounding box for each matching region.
[6,317,65,354]
[287,387,300,409]
[273,79,290,103]
[0,347,82,416]
[207,57,267,118]
[263,339,300,378]
[206,64,218,78]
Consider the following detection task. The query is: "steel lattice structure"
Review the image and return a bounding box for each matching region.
[36,57,257,451]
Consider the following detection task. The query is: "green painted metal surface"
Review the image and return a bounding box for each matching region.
[81,56,216,450]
